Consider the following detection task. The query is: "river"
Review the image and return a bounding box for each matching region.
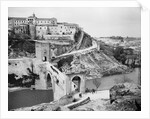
[8,89,53,110]
[85,68,141,91]
[8,68,140,110]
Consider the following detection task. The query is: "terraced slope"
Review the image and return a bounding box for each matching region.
[57,49,127,79]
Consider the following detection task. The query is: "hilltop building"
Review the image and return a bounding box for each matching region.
[8,13,80,40]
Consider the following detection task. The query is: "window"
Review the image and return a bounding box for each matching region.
[43,56,47,62]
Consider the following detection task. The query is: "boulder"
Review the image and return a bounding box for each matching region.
[109,82,141,111]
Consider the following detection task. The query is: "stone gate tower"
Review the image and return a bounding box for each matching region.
[27,13,37,39]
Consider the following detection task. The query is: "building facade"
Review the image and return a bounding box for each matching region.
[8,13,80,40]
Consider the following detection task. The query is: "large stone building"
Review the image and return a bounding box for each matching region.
[8,13,80,40]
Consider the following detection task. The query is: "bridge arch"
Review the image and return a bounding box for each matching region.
[46,73,52,89]
[72,75,81,92]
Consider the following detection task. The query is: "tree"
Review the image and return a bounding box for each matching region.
[93,79,101,90]
[114,46,124,59]
[8,32,35,58]
[114,46,127,64]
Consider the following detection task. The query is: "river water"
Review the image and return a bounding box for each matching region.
[8,68,140,110]
[85,68,141,91]
[8,89,53,110]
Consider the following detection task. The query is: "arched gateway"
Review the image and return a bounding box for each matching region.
[47,73,52,89]
[72,76,81,92]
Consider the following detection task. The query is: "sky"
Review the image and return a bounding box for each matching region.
[8,7,141,37]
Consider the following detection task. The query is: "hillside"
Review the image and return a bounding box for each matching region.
[8,32,35,59]
[56,48,128,78]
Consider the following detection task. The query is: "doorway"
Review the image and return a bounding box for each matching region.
[43,56,47,62]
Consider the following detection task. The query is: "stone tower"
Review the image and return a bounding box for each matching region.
[27,13,37,39]
[29,24,36,39]
[35,41,51,62]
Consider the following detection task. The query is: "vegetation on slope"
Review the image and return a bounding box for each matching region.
[8,31,35,58]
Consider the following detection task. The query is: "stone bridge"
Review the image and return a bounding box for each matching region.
[35,61,87,101]
[8,58,82,101]
[35,62,72,101]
